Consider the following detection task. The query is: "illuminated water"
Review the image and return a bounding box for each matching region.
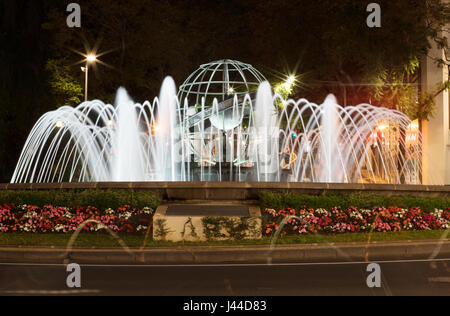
[11,77,425,184]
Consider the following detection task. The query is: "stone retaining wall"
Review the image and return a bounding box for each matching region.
[1,182,449,200]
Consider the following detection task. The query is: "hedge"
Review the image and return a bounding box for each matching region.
[259,192,450,211]
[0,190,162,210]
[1,189,449,214]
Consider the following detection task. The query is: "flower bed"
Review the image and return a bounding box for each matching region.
[263,206,450,236]
[0,204,154,234]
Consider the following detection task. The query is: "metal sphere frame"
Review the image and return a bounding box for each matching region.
[178,59,267,106]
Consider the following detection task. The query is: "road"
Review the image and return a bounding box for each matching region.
[1,259,450,296]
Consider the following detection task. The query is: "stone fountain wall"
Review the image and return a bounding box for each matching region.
[1,182,449,199]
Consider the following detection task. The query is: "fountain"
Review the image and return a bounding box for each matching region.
[112,88,146,182]
[317,95,342,183]
[11,60,428,185]
[250,81,279,181]
[153,77,182,181]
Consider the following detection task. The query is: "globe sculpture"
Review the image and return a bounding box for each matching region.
[178,59,267,106]
[177,60,269,181]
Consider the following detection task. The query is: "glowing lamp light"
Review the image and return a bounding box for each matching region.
[86,54,97,63]
[55,121,64,128]
[408,120,419,131]
[283,75,296,90]
[377,124,388,131]
[227,87,235,94]
[152,124,160,133]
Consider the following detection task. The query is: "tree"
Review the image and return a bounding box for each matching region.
[45,59,83,106]
[248,0,450,112]
[0,0,50,182]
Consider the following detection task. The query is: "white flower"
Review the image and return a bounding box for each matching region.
[96,223,107,231]
[20,223,33,232]
[23,211,38,219]
[63,212,73,219]
[143,207,154,215]
[137,225,148,232]
[105,208,115,215]
[430,209,443,218]
[350,211,363,219]
[53,224,65,232]
[119,211,132,219]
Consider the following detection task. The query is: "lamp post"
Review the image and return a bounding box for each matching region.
[81,54,97,102]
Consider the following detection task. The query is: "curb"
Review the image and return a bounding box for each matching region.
[0,239,449,265]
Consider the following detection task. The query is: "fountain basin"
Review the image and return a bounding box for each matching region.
[2,182,449,199]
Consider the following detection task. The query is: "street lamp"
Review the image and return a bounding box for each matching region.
[81,54,98,101]
[283,75,296,90]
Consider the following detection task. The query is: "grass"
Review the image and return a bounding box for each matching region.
[0,230,447,248]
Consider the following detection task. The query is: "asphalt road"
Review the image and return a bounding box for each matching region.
[1,258,450,296]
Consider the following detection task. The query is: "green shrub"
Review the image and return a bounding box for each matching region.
[259,191,450,211]
[0,190,162,210]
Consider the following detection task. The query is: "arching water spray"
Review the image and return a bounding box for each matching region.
[11,77,436,184]
[112,88,146,181]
